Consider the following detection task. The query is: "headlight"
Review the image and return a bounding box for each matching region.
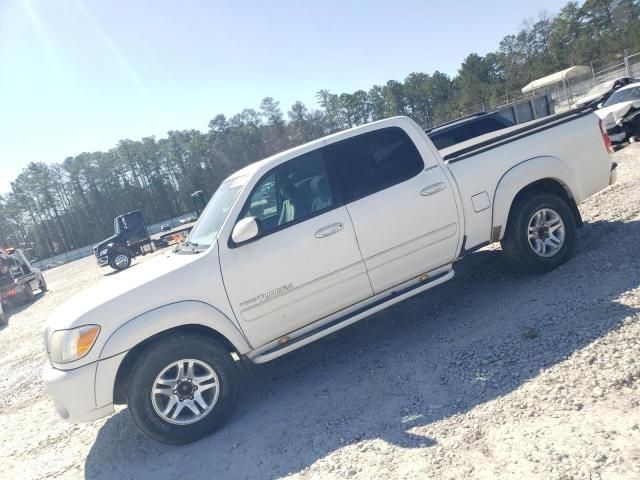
[49,325,101,364]
[99,248,108,256]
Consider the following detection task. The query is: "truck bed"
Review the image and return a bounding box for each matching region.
[151,222,196,247]
[440,105,611,252]
[439,107,596,162]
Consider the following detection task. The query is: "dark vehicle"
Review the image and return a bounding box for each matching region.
[573,77,638,108]
[426,112,514,150]
[160,224,171,232]
[0,248,47,323]
[93,211,154,271]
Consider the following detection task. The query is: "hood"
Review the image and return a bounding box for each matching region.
[94,234,120,252]
[43,246,218,367]
[47,250,204,332]
[594,100,640,126]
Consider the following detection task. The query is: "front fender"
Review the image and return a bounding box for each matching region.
[99,300,251,359]
[492,156,580,241]
[94,301,252,407]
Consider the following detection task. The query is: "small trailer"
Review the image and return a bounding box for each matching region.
[151,221,197,249]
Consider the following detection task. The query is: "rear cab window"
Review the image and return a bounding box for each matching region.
[325,127,424,203]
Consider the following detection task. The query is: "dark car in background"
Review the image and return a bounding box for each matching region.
[426,112,515,150]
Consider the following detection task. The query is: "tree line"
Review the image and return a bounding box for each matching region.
[1,0,638,259]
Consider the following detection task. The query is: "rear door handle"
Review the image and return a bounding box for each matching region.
[315,223,343,238]
[421,182,446,196]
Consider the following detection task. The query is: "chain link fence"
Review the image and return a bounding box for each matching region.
[525,50,640,113]
[441,50,640,122]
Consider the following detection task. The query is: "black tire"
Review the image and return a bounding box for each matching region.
[501,192,576,273]
[109,250,132,270]
[24,286,35,303]
[126,333,239,445]
[0,311,6,326]
[40,278,48,293]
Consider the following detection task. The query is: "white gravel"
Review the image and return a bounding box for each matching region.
[1,145,640,480]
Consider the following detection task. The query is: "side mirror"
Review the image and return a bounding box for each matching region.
[232,217,260,245]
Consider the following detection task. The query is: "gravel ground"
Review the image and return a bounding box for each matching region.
[1,145,639,480]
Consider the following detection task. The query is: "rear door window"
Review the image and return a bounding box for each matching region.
[326,127,423,203]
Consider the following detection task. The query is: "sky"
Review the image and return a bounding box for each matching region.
[0,0,565,192]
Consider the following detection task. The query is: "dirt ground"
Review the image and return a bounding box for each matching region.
[1,144,639,480]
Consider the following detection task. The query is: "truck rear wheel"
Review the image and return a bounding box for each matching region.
[126,333,239,445]
[109,250,132,270]
[501,192,576,273]
[24,285,35,303]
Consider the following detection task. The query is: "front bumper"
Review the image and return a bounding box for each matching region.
[96,255,109,266]
[42,361,114,423]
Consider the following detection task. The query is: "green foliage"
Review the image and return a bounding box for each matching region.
[1,0,639,258]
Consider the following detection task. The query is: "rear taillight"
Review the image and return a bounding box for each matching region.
[599,119,613,154]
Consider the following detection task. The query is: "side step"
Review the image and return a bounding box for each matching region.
[248,267,454,364]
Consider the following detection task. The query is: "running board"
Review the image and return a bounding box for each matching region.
[248,268,454,364]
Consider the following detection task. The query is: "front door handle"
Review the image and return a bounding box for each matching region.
[421,182,446,196]
[315,223,343,238]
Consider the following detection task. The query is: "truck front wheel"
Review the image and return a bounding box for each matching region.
[501,192,576,273]
[126,333,239,445]
[109,250,132,270]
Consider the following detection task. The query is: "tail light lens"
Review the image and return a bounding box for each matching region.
[599,119,613,154]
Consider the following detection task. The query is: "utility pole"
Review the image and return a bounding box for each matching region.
[624,49,631,77]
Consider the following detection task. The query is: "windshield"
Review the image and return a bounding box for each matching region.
[183,175,248,249]
[603,86,640,107]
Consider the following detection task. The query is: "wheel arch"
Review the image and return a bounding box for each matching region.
[94,301,251,406]
[109,243,133,256]
[491,156,582,242]
[111,324,239,405]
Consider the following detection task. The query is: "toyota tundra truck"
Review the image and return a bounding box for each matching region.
[42,110,616,444]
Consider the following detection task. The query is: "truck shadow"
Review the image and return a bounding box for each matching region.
[84,218,640,480]
[103,264,140,277]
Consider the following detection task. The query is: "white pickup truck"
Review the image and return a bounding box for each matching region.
[42,111,616,444]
